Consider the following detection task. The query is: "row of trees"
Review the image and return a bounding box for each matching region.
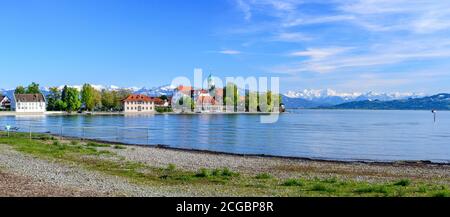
[223,83,282,112]
[15,83,132,112]
[14,82,41,94]
[175,82,282,112]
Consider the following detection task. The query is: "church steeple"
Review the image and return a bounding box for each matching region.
[207,74,215,91]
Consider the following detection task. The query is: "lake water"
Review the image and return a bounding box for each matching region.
[0,110,449,163]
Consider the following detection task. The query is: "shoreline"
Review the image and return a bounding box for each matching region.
[0,111,280,116]
[1,133,449,197]
[57,135,450,166]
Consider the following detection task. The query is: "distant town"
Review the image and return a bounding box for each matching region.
[0,78,284,114]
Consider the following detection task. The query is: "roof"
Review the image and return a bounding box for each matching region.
[14,94,45,102]
[197,95,217,105]
[150,97,165,105]
[123,94,153,102]
[177,85,193,92]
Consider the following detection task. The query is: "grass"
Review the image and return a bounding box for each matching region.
[86,142,110,147]
[311,183,330,192]
[354,185,388,194]
[167,163,176,172]
[255,173,273,179]
[113,145,126,149]
[394,179,411,186]
[433,191,450,197]
[0,131,449,197]
[282,179,303,186]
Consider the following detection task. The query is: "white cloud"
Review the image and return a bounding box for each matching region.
[283,15,355,27]
[274,32,312,42]
[338,0,450,33]
[274,38,450,74]
[236,0,252,20]
[218,49,241,55]
[289,47,352,59]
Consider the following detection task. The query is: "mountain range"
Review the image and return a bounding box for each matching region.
[323,93,450,110]
[283,89,425,108]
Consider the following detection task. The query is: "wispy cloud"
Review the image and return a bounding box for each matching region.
[218,49,241,55]
[338,0,450,33]
[273,32,312,42]
[236,0,252,20]
[228,0,450,92]
[289,47,352,59]
[274,38,450,74]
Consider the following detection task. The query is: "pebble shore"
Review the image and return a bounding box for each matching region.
[1,142,449,196]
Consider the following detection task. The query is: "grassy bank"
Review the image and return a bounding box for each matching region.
[0,131,449,197]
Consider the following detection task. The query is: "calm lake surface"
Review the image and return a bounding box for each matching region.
[1,110,449,163]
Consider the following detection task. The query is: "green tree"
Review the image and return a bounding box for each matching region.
[101,90,115,111]
[246,91,258,112]
[114,89,132,111]
[159,95,168,101]
[26,82,41,94]
[55,99,67,111]
[14,86,26,94]
[81,84,101,111]
[224,83,238,111]
[46,87,62,111]
[63,87,81,112]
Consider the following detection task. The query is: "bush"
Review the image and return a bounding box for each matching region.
[156,107,173,113]
[195,168,211,177]
[255,173,273,179]
[394,179,411,186]
[282,179,303,186]
[222,167,238,177]
[322,177,338,184]
[194,168,239,178]
[167,163,176,172]
[311,184,328,191]
[70,140,79,146]
[86,142,110,147]
[355,185,388,194]
[113,145,126,149]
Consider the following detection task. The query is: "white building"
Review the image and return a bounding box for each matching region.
[12,94,46,113]
[122,94,155,113]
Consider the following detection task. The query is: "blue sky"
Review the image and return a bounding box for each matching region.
[1,0,450,94]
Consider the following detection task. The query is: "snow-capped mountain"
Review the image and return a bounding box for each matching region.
[284,89,425,106]
[51,84,139,92]
[134,85,176,97]
[1,85,142,98]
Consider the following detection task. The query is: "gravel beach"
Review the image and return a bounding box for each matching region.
[0,144,195,197]
[1,141,449,197]
[108,145,450,183]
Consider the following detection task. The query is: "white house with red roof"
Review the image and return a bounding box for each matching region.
[122,94,155,113]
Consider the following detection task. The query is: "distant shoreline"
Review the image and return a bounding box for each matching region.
[0,111,280,116]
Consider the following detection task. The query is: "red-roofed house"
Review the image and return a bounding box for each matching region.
[122,94,155,113]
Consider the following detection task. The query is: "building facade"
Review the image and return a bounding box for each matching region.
[11,94,46,113]
[122,94,155,113]
[0,95,11,111]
